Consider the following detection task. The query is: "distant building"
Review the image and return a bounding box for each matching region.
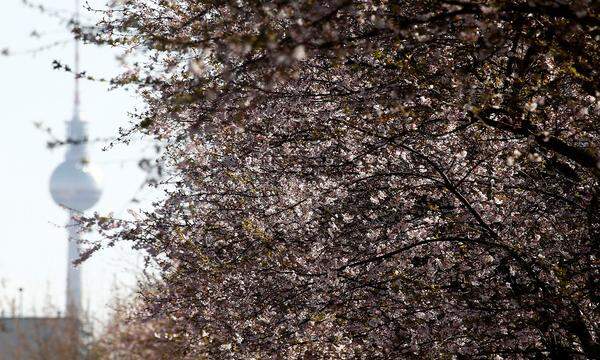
[0,317,79,359]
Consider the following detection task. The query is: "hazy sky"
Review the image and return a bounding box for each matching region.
[0,0,159,322]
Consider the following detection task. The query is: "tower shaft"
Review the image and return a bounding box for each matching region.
[66,210,82,317]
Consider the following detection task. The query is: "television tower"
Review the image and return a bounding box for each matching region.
[49,0,102,318]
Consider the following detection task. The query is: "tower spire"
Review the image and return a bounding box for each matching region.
[74,0,81,117]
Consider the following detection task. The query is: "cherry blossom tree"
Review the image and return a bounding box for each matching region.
[90,293,188,359]
[86,0,599,358]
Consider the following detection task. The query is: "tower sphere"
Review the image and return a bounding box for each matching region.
[50,160,102,211]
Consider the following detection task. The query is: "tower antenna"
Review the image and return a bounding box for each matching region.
[74,0,81,116]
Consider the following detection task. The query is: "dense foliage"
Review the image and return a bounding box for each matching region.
[87,0,600,358]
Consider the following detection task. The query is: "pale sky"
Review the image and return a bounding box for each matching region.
[0,0,159,323]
